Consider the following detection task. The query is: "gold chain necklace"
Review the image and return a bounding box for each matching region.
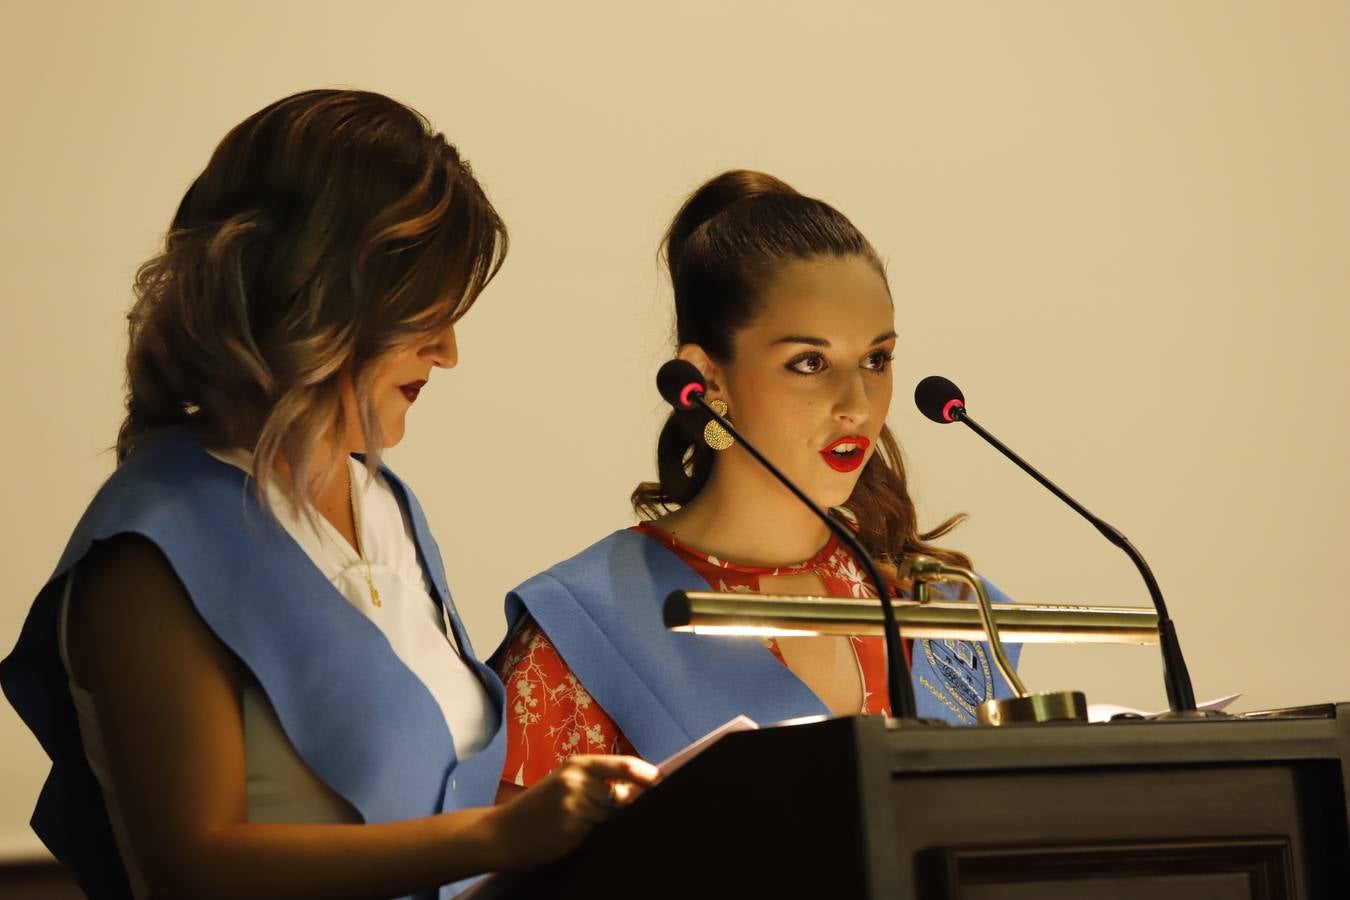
[348,466,382,608]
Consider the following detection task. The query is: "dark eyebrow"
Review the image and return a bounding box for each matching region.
[771,331,898,347]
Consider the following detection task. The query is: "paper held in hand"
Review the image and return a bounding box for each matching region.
[656,715,758,775]
[656,714,833,775]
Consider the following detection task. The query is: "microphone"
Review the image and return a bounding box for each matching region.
[656,360,920,720]
[914,374,1202,715]
[656,360,707,411]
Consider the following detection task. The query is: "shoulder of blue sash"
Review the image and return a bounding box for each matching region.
[5,431,466,822]
[497,530,701,754]
[498,530,834,758]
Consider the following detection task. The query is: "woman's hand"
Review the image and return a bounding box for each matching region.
[483,755,661,868]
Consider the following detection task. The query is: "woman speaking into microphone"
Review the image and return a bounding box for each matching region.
[492,169,1023,797]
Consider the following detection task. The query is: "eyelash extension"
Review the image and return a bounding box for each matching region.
[867,352,896,371]
[785,352,827,375]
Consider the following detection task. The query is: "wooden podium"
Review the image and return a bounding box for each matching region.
[467,704,1350,899]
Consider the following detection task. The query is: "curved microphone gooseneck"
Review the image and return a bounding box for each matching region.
[914,375,1199,714]
[657,360,919,720]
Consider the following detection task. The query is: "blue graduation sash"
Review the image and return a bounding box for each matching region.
[498,529,1022,762]
[0,430,504,900]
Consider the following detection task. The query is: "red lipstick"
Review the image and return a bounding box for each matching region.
[399,380,427,404]
[820,435,870,473]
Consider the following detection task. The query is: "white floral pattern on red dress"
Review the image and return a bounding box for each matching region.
[495,523,901,787]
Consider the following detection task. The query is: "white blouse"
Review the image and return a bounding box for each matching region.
[58,451,495,897]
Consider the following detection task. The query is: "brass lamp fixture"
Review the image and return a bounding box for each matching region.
[662,593,1158,643]
[904,555,1085,726]
[664,555,1161,727]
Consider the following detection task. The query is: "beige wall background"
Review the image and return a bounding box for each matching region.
[2,0,1347,859]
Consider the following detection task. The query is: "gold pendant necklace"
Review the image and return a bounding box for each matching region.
[348,466,382,607]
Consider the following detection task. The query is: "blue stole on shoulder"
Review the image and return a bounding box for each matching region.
[0,431,505,900]
[498,529,1022,762]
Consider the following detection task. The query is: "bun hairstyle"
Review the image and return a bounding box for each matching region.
[118,89,507,509]
[633,169,970,576]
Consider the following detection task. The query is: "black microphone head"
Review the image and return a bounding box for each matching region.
[915,375,966,423]
[656,360,706,409]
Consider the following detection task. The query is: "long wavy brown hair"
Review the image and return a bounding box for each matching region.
[632,169,970,584]
[119,89,507,508]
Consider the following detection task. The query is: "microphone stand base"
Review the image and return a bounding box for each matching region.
[978,690,1088,726]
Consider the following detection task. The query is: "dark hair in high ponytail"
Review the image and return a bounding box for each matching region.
[632,169,970,576]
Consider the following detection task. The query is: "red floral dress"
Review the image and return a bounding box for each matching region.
[494,523,898,788]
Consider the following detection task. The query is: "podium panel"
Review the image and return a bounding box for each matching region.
[468,705,1350,899]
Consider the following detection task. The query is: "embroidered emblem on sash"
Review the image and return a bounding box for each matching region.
[921,638,993,716]
[917,674,971,724]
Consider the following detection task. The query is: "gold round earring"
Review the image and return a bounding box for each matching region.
[703,398,735,451]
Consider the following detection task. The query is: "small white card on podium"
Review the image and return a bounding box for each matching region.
[1087,691,1242,722]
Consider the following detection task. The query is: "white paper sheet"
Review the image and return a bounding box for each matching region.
[1086,691,1242,722]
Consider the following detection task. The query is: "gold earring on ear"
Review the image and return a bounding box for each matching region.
[703,399,735,451]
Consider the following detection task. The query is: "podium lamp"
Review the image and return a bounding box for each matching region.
[663,558,1160,726]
